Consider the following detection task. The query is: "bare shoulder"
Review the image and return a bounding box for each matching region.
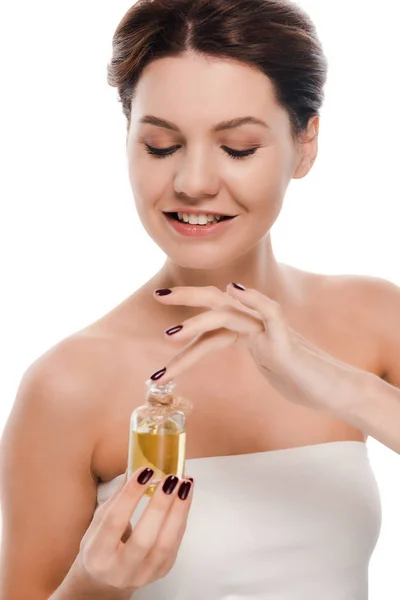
[24,282,156,401]
[287,265,400,378]
[20,328,126,413]
[6,284,159,468]
[8,321,141,459]
[311,272,400,324]
[320,273,400,382]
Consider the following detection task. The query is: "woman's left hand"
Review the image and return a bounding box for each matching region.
[150,283,367,415]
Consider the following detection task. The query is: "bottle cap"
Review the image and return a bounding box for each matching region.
[143,378,193,419]
[145,379,176,399]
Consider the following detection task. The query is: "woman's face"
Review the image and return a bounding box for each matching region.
[126,51,315,269]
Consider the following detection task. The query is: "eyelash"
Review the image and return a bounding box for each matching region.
[143,142,259,160]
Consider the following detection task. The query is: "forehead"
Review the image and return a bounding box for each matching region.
[130,52,286,132]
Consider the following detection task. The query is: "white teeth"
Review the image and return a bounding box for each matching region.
[176,212,223,225]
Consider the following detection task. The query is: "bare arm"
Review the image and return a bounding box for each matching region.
[0,339,104,599]
[332,277,400,453]
[0,335,195,600]
[333,372,400,453]
[291,276,400,454]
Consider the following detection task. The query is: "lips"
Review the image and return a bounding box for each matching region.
[165,212,233,224]
[162,209,236,218]
[163,211,237,237]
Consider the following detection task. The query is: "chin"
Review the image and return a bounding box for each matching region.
[140,214,269,269]
[160,241,251,271]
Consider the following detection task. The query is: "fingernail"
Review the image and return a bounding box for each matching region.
[155,288,172,296]
[188,477,194,482]
[178,481,192,500]
[232,282,246,290]
[137,467,154,485]
[162,475,179,495]
[150,367,167,380]
[165,325,183,336]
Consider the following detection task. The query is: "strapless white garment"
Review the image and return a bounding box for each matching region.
[95,441,381,600]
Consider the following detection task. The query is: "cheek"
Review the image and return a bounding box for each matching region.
[226,148,290,216]
[127,153,165,216]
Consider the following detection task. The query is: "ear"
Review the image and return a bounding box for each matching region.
[292,116,319,180]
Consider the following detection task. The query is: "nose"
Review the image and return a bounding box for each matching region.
[173,146,220,200]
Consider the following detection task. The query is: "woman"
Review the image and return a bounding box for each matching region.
[1,0,400,598]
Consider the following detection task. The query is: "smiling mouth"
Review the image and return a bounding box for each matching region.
[164,212,235,225]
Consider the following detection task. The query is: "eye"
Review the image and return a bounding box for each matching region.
[143,143,180,158]
[143,142,259,160]
[221,146,259,160]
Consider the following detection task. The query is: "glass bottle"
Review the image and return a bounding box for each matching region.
[127,379,189,497]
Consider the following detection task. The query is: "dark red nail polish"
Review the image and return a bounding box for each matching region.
[162,475,179,495]
[150,367,167,380]
[188,477,194,482]
[232,282,246,290]
[178,481,191,500]
[137,467,154,485]
[155,288,172,296]
[165,325,183,336]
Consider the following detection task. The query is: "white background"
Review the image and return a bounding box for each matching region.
[1,0,399,597]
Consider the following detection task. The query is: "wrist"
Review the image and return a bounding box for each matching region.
[52,555,136,600]
[288,338,372,416]
[330,368,380,427]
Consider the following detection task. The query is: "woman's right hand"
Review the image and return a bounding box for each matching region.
[74,467,194,594]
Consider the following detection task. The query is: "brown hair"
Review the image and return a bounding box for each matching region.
[107,0,328,141]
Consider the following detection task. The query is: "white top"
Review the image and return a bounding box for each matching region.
[96,441,381,600]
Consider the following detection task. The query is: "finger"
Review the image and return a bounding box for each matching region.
[121,473,182,565]
[91,470,129,525]
[225,283,289,341]
[164,305,263,342]
[157,478,194,551]
[91,467,155,559]
[154,285,243,311]
[143,478,193,578]
[151,326,239,383]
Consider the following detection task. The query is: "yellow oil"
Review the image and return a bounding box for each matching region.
[129,423,186,497]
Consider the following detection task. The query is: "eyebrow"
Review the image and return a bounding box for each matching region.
[139,115,270,132]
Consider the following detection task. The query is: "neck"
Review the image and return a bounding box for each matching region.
[153,234,286,303]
